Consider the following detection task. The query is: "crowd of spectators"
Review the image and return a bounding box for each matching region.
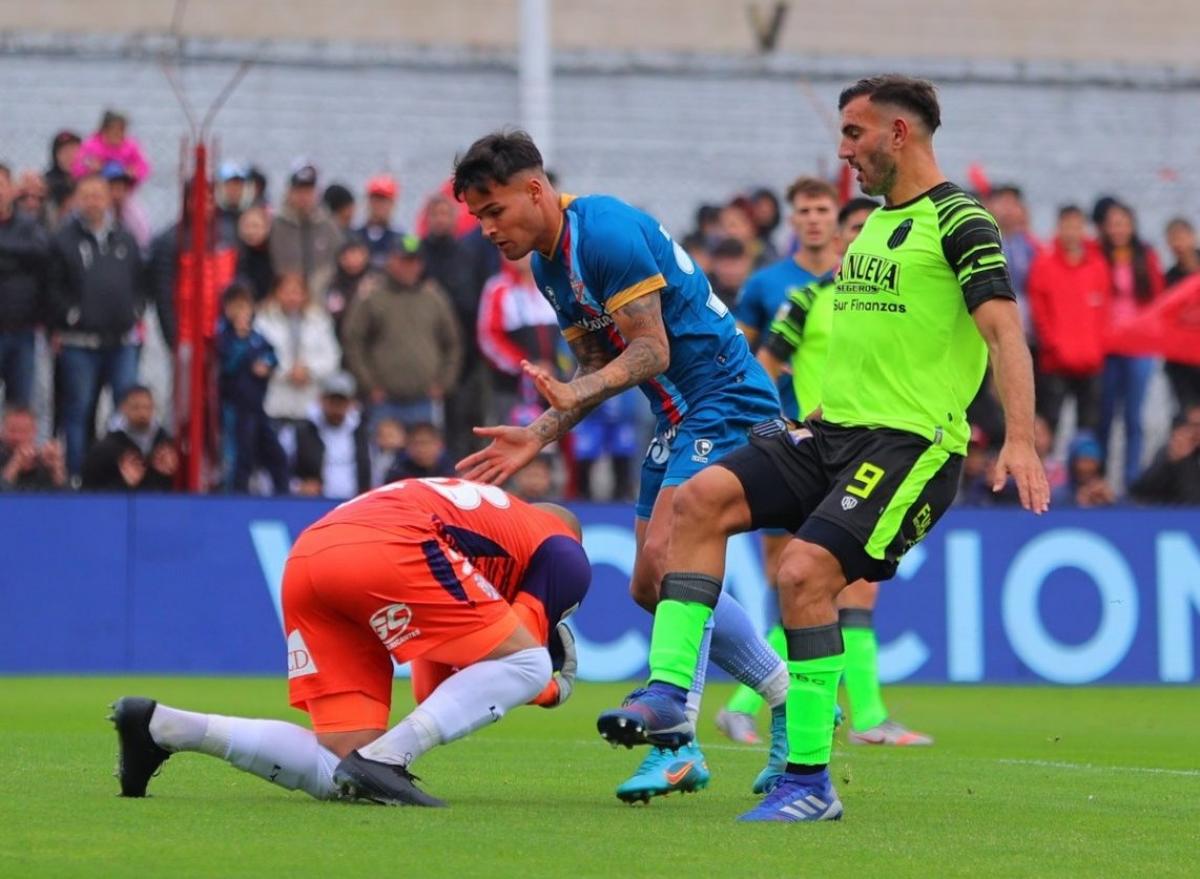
[1,108,1198,505]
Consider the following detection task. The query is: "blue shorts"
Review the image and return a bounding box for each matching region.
[635,384,781,519]
[574,393,640,461]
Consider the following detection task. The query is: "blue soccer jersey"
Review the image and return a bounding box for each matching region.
[733,256,821,419]
[532,194,773,429]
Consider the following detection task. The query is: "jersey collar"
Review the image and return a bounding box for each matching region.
[542,193,577,260]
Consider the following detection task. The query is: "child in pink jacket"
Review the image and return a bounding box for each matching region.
[72,110,151,184]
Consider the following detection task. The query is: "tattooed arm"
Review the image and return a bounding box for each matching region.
[456,328,617,483]
[523,290,670,421]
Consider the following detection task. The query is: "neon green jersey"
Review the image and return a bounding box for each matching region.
[761,274,836,417]
[821,182,1014,454]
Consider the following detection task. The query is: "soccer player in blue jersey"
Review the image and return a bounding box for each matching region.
[453,131,792,801]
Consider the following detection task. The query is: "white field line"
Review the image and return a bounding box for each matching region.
[556,739,1200,778]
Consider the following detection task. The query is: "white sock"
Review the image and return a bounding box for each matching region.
[757,663,789,709]
[360,647,551,766]
[149,703,339,800]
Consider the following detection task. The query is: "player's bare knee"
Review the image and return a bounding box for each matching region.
[629,574,660,612]
[671,469,742,536]
[775,542,845,622]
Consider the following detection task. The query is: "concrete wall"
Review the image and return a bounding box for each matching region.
[6,1,1200,65]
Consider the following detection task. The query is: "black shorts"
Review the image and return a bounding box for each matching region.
[719,419,963,583]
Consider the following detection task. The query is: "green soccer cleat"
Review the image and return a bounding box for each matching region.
[615,742,710,804]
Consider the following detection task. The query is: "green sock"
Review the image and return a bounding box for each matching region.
[722,625,784,716]
[784,625,845,766]
[647,573,723,689]
[840,610,888,731]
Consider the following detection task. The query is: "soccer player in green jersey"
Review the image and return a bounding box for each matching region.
[601,74,1049,822]
[757,196,933,746]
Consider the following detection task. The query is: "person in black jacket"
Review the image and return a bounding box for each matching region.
[291,370,371,498]
[216,282,289,494]
[0,405,67,491]
[81,385,177,491]
[49,174,149,478]
[0,164,51,407]
[1130,405,1200,505]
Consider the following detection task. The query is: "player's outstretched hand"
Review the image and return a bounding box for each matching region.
[521,360,580,410]
[993,439,1050,514]
[456,425,541,485]
[540,622,577,709]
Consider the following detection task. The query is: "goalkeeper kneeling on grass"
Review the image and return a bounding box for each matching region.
[110,478,589,807]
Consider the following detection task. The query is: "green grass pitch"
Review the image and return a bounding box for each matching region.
[2,678,1197,878]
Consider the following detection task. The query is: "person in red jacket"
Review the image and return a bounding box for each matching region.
[1096,201,1166,487]
[1027,205,1111,434]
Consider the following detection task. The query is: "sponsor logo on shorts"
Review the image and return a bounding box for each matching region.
[911,503,933,540]
[286,629,318,679]
[370,603,421,651]
[841,495,859,511]
[692,438,714,463]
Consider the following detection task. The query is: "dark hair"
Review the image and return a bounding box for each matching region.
[695,204,721,230]
[1166,216,1194,234]
[838,75,941,132]
[247,166,268,200]
[0,163,10,182]
[1098,202,1156,304]
[838,197,879,225]
[222,280,256,307]
[1058,204,1085,220]
[452,130,544,200]
[711,238,746,260]
[406,421,442,439]
[990,184,1024,201]
[323,183,354,213]
[749,187,781,233]
[681,231,710,254]
[1091,195,1118,227]
[120,384,153,405]
[786,177,838,205]
[100,110,128,131]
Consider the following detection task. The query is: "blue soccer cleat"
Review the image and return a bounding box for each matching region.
[615,742,710,804]
[751,702,845,794]
[597,683,692,750]
[738,768,843,822]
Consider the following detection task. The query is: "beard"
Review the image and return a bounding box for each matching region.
[860,148,898,198]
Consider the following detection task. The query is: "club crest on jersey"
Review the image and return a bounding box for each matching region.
[841,495,859,511]
[692,438,714,463]
[543,285,559,308]
[888,218,914,249]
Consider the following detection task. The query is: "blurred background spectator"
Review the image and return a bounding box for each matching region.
[1097,201,1165,487]
[269,161,343,298]
[288,370,369,498]
[322,182,356,233]
[357,174,402,268]
[324,239,371,337]
[0,405,66,491]
[1130,405,1200,505]
[341,235,462,429]
[255,272,341,425]
[385,421,454,481]
[216,282,288,494]
[1027,205,1109,435]
[477,254,559,424]
[49,173,148,479]
[234,205,274,302]
[81,385,176,492]
[0,163,50,408]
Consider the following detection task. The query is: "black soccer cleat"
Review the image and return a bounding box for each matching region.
[332,751,447,808]
[109,696,171,797]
